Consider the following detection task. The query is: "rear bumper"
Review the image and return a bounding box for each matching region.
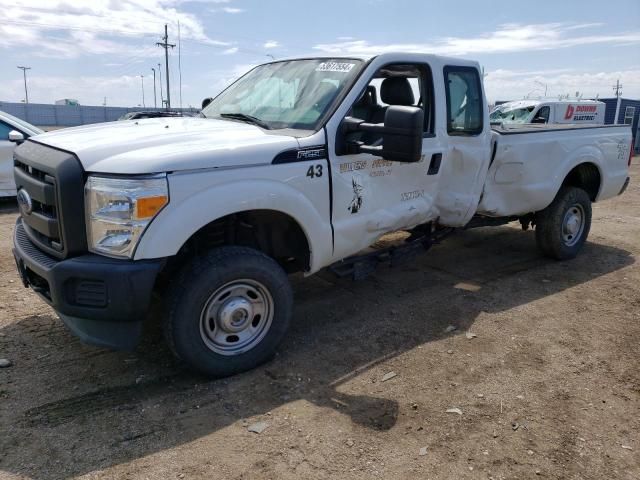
[12,218,165,349]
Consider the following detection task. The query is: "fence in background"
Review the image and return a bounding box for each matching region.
[0,102,199,127]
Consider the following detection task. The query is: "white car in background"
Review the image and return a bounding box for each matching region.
[0,110,43,197]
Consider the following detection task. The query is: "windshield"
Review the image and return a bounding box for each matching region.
[202,59,364,130]
[490,105,535,124]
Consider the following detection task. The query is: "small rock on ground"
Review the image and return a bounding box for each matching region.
[248,421,269,434]
[381,371,397,382]
[419,446,428,456]
[0,359,12,368]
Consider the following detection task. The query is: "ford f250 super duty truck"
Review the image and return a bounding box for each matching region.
[12,54,633,377]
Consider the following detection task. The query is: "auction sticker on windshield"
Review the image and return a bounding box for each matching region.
[316,62,355,73]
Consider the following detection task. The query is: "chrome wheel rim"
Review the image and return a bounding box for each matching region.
[562,204,585,247]
[199,279,274,356]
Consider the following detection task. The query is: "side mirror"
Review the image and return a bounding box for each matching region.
[381,106,424,162]
[8,130,25,144]
[201,97,213,110]
[338,105,424,162]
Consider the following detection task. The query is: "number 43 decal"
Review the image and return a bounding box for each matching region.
[306,164,323,178]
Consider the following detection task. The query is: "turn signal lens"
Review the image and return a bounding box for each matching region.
[136,195,168,219]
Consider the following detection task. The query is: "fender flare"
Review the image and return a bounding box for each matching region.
[550,145,604,203]
[133,178,333,273]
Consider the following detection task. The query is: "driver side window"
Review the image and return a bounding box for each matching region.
[348,63,434,140]
[533,106,550,123]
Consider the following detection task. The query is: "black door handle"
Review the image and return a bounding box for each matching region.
[427,153,442,175]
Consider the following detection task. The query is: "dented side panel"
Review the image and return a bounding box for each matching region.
[478,126,632,217]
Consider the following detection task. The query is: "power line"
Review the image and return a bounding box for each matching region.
[0,19,163,38]
[0,18,275,58]
[156,24,175,110]
[613,79,623,98]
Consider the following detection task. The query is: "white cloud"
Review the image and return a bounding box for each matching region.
[313,23,640,56]
[222,47,239,55]
[222,7,244,13]
[484,68,640,102]
[0,0,231,58]
[263,40,279,49]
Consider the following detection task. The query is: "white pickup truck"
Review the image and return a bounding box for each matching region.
[12,53,633,377]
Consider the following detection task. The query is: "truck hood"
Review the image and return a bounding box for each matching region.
[32,117,301,174]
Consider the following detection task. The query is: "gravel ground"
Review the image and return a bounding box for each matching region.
[0,158,638,480]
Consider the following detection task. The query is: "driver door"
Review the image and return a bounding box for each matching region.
[328,63,445,260]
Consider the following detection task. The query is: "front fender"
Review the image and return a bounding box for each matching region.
[134,169,333,273]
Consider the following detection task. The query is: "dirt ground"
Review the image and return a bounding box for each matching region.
[1,159,639,480]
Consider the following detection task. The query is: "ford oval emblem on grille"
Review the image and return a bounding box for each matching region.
[17,188,33,216]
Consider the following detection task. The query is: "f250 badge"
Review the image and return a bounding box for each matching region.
[348,175,363,214]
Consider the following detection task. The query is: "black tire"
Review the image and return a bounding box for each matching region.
[163,246,293,377]
[535,186,592,260]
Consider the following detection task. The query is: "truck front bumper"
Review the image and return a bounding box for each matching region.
[12,219,165,350]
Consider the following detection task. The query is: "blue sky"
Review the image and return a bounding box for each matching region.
[1,0,639,107]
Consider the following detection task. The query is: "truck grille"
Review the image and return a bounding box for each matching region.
[14,159,63,252]
[13,141,87,259]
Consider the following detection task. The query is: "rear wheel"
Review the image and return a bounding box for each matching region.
[535,186,592,260]
[164,246,293,377]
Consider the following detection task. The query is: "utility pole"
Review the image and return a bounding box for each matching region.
[158,63,164,107]
[151,67,157,108]
[140,75,146,108]
[17,66,31,104]
[613,79,623,125]
[156,24,175,110]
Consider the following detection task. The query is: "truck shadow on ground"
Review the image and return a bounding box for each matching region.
[0,226,634,479]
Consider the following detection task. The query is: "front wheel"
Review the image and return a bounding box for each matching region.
[535,186,592,260]
[163,246,293,377]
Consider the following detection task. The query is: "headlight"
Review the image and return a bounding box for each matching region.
[85,175,169,258]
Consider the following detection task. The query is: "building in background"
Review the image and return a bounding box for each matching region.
[0,101,199,128]
[597,98,640,153]
[54,98,80,106]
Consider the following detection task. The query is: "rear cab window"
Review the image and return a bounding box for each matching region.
[444,66,483,136]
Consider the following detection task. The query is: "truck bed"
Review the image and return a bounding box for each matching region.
[477,123,632,217]
[491,123,625,134]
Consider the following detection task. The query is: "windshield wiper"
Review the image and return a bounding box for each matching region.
[219,113,271,130]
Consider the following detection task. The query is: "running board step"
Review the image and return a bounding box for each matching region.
[329,227,453,281]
